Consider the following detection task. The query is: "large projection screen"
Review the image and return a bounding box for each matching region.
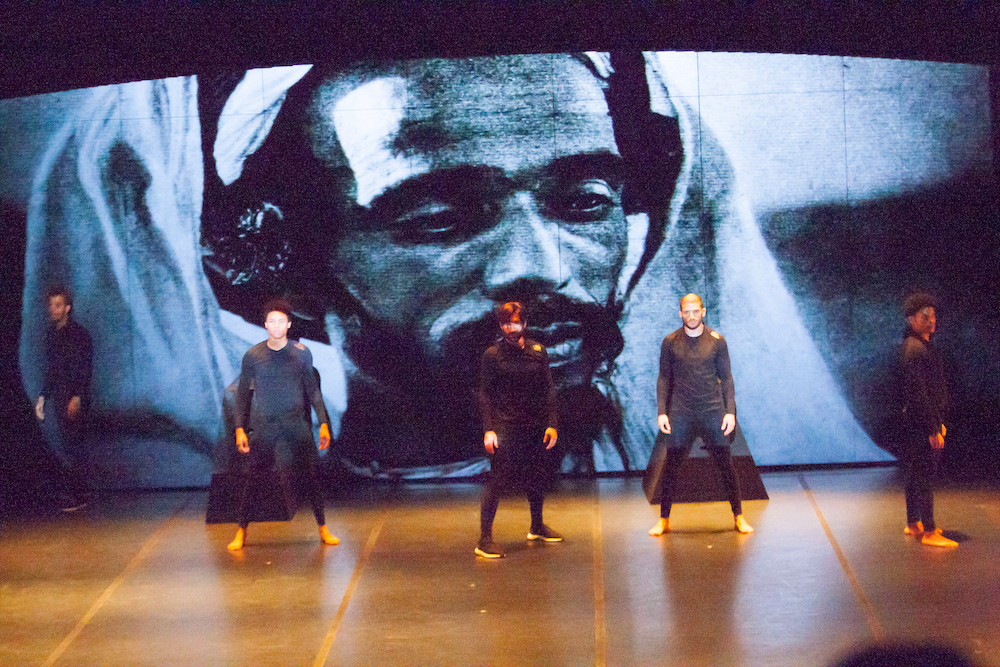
[2,51,995,488]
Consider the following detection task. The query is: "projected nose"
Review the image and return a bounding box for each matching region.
[484,192,566,289]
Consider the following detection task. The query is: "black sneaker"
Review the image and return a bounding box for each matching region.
[475,537,505,558]
[527,525,563,542]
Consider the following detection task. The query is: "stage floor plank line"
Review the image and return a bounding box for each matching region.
[977,497,1000,529]
[313,509,388,667]
[2,469,999,666]
[591,485,607,667]
[41,496,193,667]
[798,469,1000,665]
[799,473,885,642]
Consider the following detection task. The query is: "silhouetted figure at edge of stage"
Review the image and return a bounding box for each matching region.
[832,640,972,667]
[649,293,753,537]
[475,302,562,559]
[898,292,958,548]
[227,299,338,551]
[34,285,93,511]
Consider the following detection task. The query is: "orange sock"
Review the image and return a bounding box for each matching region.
[227,528,246,551]
[319,525,339,545]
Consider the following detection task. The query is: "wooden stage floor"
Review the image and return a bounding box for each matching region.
[2,468,998,666]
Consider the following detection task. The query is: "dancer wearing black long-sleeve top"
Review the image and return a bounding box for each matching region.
[476,302,560,558]
[227,300,338,551]
[649,293,753,537]
[899,292,956,548]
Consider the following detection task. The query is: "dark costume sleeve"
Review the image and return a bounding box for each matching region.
[40,334,56,398]
[656,335,673,415]
[479,347,498,433]
[233,352,253,432]
[901,337,944,436]
[714,335,736,415]
[66,324,93,399]
[41,321,93,400]
[540,349,558,431]
[301,350,330,428]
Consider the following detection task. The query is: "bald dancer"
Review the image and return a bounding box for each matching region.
[649,294,753,536]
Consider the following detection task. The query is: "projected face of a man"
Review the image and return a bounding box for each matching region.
[309,55,628,387]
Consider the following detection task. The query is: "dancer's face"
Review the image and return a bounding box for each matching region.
[264,311,292,343]
[500,318,525,345]
[680,297,705,331]
[47,295,70,327]
[908,306,936,339]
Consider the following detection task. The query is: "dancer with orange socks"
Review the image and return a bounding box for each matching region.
[898,292,957,548]
[228,300,338,551]
[649,294,752,537]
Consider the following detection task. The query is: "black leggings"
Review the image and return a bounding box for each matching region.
[658,409,743,519]
[480,483,545,539]
[899,423,939,531]
[51,396,90,498]
[237,444,326,529]
[480,425,550,538]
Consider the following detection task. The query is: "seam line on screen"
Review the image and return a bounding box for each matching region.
[841,56,850,202]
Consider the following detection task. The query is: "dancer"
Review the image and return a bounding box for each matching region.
[899,292,957,547]
[228,300,338,550]
[34,285,93,510]
[649,293,753,536]
[476,302,560,558]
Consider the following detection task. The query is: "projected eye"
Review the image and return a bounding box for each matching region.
[389,200,499,245]
[544,179,616,223]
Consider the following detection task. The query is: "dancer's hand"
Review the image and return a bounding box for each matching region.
[484,431,498,454]
[319,423,330,450]
[544,427,558,450]
[658,414,671,434]
[721,413,736,436]
[35,396,45,421]
[236,428,249,453]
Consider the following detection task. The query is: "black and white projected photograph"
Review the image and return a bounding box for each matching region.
[2,50,996,488]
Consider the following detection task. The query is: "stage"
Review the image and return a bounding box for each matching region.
[2,468,998,666]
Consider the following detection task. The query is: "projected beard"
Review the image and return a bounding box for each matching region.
[205,54,675,473]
